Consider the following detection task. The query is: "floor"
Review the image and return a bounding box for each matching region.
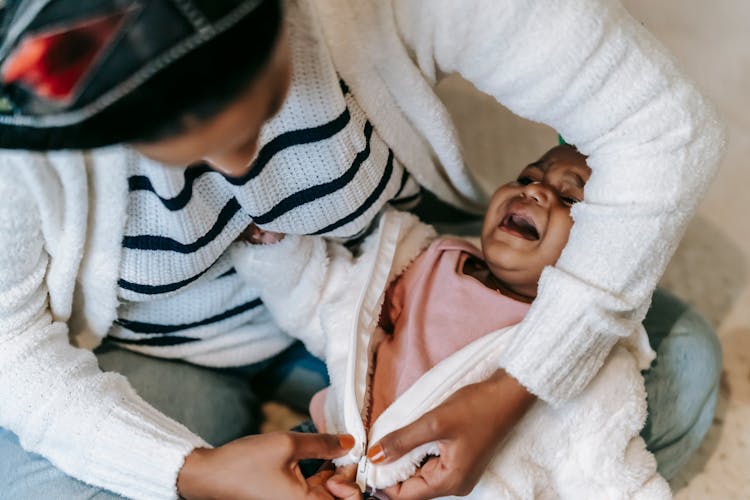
[265,2,750,497]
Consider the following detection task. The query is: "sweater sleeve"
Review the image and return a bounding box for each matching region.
[393,0,725,403]
[230,235,356,359]
[0,179,208,499]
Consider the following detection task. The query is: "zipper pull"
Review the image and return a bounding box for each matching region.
[356,455,369,493]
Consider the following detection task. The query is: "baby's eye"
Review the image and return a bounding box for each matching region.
[517,176,534,185]
[561,195,581,206]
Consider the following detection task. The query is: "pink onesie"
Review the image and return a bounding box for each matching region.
[310,237,530,430]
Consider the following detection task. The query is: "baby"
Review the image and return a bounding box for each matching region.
[368,144,589,424]
[232,145,669,499]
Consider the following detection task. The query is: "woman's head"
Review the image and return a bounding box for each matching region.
[0,0,287,173]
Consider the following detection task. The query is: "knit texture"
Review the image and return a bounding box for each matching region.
[0,155,209,500]
[0,0,724,496]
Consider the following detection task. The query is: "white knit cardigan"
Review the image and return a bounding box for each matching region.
[0,0,723,497]
[231,209,671,499]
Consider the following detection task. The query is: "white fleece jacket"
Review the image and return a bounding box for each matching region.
[231,209,671,499]
[0,0,722,497]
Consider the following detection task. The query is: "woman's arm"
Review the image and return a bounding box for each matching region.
[0,167,357,500]
[361,2,724,498]
[0,176,208,498]
[394,0,725,403]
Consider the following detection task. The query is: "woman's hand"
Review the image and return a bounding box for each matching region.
[323,464,361,500]
[177,431,355,500]
[367,370,536,500]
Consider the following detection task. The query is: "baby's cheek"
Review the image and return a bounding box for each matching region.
[542,217,575,265]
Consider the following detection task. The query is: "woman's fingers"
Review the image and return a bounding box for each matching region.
[383,456,472,500]
[325,464,360,499]
[382,471,434,500]
[177,432,350,499]
[290,432,355,461]
[307,469,335,488]
[368,372,536,499]
[368,410,448,464]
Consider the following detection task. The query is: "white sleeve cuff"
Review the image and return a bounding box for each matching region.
[499,266,641,405]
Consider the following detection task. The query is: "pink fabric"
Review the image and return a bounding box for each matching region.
[309,237,530,431]
[369,238,530,424]
[309,389,328,433]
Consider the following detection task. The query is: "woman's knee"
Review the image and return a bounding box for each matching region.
[96,342,262,445]
[642,291,722,479]
[644,288,722,387]
[0,428,123,499]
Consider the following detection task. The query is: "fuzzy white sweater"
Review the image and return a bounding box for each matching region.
[0,0,723,498]
[231,209,671,499]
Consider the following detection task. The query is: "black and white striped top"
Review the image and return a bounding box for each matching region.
[109,1,421,365]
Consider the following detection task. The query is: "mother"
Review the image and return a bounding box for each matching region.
[0,0,724,499]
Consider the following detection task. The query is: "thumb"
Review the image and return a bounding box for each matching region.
[326,464,360,499]
[367,412,445,464]
[290,433,355,461]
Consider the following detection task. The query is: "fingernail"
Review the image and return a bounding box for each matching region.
[367,444,385,463]
[338,434,355,450]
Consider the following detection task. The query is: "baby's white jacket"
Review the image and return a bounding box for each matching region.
[231,209,671,499]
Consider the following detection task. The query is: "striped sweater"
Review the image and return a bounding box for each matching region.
[0,0,724,498]
[110,1,419,364]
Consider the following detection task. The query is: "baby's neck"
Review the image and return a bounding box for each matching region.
[462,256,534,304]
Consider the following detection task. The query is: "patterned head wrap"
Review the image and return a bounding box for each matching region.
[0,0,279,149]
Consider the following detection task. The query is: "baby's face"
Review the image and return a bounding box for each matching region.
[481,145,591,299]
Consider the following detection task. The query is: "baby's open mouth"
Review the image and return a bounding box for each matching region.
[500,213,540,241]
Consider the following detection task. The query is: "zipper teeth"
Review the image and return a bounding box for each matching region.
[361,335,382,435]
[348,219,388,454]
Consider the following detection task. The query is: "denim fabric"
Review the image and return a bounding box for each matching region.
[0,292,720,497]
[641,289,722,480]
[0,340,328,499]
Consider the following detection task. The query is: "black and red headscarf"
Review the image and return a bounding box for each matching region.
[0,0,280,149]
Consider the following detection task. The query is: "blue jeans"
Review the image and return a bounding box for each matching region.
[640,289,722,480]
[0,340,328,499]
[0,290,721,498]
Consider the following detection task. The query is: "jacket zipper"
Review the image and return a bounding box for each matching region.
[349,219,394,494]
[357,343,382,492]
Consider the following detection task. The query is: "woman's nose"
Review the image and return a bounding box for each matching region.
[521,181,552,205]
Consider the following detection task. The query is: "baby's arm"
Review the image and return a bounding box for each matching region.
[238,222,285,245]
[231,227,355,359]
[231,211,434,360]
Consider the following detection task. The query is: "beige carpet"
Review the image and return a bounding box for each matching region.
[265,2,750,497]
